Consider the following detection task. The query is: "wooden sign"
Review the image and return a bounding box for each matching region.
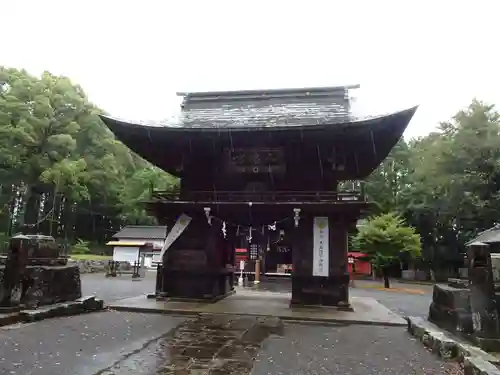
[225,148,285,174]
[158,214,192,260]
[313,217,329,277]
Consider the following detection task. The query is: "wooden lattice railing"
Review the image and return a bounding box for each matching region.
[152,190,362,203]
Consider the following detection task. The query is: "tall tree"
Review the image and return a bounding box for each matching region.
[364,139,412,214]
[400,100,500,271]
[0,66,179,247]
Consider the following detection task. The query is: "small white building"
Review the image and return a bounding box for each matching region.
[106,226,167,268]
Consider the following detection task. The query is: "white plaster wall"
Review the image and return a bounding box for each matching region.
[113,246,140,263]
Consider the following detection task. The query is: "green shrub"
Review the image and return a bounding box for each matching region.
[71,239,91,254]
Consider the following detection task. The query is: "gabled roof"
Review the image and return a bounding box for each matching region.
[112,226,167,240]
[466,224,500,246]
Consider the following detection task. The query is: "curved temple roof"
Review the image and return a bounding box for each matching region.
[100,106,418,178]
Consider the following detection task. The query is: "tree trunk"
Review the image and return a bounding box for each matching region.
[22,185,41,234]
[382,266,390,288]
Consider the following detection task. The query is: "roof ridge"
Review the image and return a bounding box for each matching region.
[177,85,360,99]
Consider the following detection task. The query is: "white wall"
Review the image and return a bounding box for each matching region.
[113,246,140,263]
[113,238,165,266]
[152,253,162,264]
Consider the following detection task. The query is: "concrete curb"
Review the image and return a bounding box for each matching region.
[406,316,500,375]
[0,296,104,327]
[107,304,407,327]
[0,313,22,327]
[353,284,426,295]
[395,279,436,286]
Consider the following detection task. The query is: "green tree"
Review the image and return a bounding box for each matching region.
[399,100,500,276]
[352,213,421,287]
[364,139,412,214]
[119,167,179,225]
[0,66,178,246]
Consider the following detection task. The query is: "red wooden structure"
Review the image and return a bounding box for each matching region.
[347,252,371,276]
[235,248,249,265]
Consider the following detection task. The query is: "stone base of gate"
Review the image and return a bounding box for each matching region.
[108,288,405,326]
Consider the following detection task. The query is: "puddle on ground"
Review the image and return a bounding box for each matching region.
[96,314,284,375]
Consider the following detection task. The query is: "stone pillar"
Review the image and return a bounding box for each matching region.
[467,243,500,351]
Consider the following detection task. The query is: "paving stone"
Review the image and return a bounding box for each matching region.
[19,295,104,322]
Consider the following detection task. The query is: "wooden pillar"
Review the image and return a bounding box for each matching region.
[291,213,352,308]
[255,259,261,283]
[157,216,234,301]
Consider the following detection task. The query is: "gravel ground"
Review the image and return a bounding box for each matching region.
[252,323,461,375]
[0,311,186,375]
[0,313,460,375]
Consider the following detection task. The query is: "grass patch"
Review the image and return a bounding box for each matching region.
[70,254,112,261]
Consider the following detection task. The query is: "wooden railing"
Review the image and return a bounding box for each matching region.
[152,190,363,203]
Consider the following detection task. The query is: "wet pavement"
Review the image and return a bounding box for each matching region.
[108,289,406,326]
[99,314,283,374]
[0,311,460,375]
[0,275,445,374]
[81,273,433,320]
[244,277,434,320]
[252,322,460,375]
[81,271,158,303]
[352,287,433,319]
[0,311,186,375]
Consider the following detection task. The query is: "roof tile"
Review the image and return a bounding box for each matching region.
[176,86,354,128]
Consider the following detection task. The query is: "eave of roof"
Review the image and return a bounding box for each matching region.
[101,106,417,178]
[101,106,417,133]
[466,224,500,246]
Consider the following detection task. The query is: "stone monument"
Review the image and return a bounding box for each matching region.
[0,234,81,311]
[428,226,500,351]
[467,241,500,351]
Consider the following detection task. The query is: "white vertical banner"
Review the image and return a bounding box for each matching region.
[313,217,329,277]
[158,214,192,260]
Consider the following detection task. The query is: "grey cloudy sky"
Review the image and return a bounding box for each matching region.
[2,0,499,138]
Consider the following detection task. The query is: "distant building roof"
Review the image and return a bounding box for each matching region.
[112,226,167,240]
[466,224,500,246]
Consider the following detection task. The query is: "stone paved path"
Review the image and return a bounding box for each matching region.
[81,273,434,320]
[0,310,461,375]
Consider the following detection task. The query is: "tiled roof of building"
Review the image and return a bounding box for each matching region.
[174,86,357,128]
[112,226,167,240]
[466,224,500,246]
